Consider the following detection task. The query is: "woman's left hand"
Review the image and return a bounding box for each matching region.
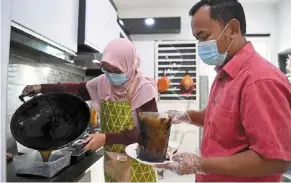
[84,133,106,151]
[155,152,202,175]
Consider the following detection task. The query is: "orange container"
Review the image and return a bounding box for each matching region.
[90,109,98,127]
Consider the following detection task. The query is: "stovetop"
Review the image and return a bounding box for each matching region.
[61,146,86,156]
[7,126,100,165]
[85,125,100,134]
[60,126,99,162]
[73,126,100,143]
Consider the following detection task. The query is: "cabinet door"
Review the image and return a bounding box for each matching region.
[100,0,118,49]
[77,172,91,182]
[89,157,104,182]
[85,0,118,52]
[106,1,119,42]
[11,0,79,53]
[85,0,106,52]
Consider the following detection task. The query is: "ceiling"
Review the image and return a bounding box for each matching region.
[113,0,279,9]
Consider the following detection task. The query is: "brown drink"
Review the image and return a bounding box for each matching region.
[138,112,171,162]
[38,150,52,162]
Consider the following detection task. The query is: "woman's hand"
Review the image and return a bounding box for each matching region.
[84,133,106,151]
[22,85,41,96]
[155,152,202,175]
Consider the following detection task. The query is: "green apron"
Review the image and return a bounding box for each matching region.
[100,100,157,182]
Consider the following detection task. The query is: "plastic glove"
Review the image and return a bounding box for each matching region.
[166,110,191,124]
[157,152,202,175]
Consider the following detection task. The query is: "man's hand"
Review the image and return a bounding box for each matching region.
[156,152,202,175]
[166,110,192,124]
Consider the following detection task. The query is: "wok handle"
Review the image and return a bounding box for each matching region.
[78,142,89,150]
[18,92,36,102]
[18,94,26,103]
[72,140,89,150]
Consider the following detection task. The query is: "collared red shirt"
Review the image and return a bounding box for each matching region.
[196,42,291,182]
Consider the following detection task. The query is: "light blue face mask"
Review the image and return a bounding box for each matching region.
[102,68,128,86]
[198,24,234,66]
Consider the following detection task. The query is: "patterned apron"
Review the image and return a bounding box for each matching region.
[100,100,157,182]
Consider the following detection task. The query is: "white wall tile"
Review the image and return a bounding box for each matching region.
[6,53,85,148]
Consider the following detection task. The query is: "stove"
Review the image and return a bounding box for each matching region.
[60,126,100,164]
[61,146,87,164]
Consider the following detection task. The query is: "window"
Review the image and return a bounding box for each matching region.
[155,40,198,101]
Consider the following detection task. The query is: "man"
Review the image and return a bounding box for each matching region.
[160,0,291,182]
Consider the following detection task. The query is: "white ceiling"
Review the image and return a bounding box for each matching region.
[113,0,279,9]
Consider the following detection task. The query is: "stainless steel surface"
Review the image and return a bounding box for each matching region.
[72,139,87,150]
[11,21,77,56]
[11,22,103,69]
[61,126,99,161]
[10,28,74,64]
[73,53,102,69]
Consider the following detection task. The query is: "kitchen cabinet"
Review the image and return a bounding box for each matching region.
[82,0,119,52]
[77,172,91,182]
[1,0,12,181]
[11,0,79,54]
[89,157,104,182]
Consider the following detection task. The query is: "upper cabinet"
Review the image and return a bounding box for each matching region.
[11,0,79,54]
[79,0,119,52]
[277,0,291,52]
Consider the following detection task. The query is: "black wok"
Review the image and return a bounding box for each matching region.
[10,93,90,151]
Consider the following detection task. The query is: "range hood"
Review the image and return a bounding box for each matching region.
[75,0,129,71]
[10,26,102,75]
[10,27,75,64]
[75,0,103,71]
[73,52,102,69]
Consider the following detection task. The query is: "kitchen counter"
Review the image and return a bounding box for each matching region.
[7,148,104,182]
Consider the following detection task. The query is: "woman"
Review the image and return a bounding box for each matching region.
[22,38,158,182]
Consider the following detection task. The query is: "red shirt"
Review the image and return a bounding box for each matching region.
[196,42,291,182]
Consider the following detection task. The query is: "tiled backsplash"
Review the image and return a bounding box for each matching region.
[6,48,86,148]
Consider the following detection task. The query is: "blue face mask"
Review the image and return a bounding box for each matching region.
[198,24,234,66]
[106,72,128,86]
[102,69,128,86]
